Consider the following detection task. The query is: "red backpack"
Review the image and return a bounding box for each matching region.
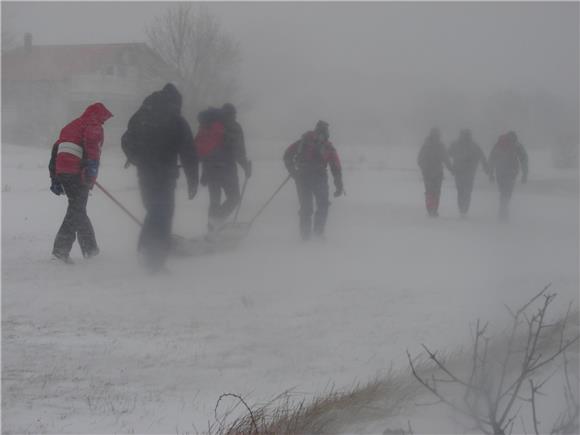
[194,121,225,160]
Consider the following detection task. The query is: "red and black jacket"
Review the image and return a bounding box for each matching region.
[49,102,113,179]
[284,131,343,189]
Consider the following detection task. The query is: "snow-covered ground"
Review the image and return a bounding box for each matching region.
[2,142,578,434]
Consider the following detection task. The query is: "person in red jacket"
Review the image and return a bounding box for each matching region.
[284,120,344,241]
[48,102,113,263]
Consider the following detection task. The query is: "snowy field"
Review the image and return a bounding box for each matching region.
[2,142,578,434]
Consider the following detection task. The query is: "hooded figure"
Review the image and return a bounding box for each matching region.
[284,120,344,240]
[194,103,251,232]
[417,128,453,217]
[49,102,113,263]
[448,129,489,216]
[122,83,198,272]
[488,131,528,220]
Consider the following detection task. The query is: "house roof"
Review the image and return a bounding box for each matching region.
[2,43,164,81]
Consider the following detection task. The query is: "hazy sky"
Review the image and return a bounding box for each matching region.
[2,1,579,145]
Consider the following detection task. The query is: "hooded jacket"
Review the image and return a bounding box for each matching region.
[194,107,248,169]
[121,84,198,189]
[489,133,528,180]
[448,134,489,178]
[49,102,113,178]
[417,133,453,178]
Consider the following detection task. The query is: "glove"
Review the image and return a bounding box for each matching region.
[243,160,252,179]
[81,160,99,189]
[188,183,198,200]
[50,179,63,196]
[200,169,208,187]
[334,185,345,197]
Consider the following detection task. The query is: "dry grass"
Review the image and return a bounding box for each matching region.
[209,304,578,435]
[209,366,430,435]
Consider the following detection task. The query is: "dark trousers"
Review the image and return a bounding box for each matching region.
[422,173,443,216]
[138,174,175,271]
[497,175,516,220]
[53,174,98,257]
[295,175,330,240]
[454,172,475,215]
[205,165,240,226]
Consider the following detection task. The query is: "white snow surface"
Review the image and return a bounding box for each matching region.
[2,142,578,434]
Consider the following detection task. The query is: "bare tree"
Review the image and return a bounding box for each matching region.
[146,4,241,121]
[408,285,579,435]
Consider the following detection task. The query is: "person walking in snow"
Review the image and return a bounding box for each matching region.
[121,83,198,273]
[488,131,528,221]
[448,129,489,217]
[194,103,251,232]
[417,127,454,217]
[49,102,113,263]
[284,120,344,241]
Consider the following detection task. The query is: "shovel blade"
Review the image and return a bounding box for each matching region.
[205,222,251,246]
[170,235,215,257]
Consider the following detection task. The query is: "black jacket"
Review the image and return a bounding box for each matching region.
[448,138,489,178]
[122,84,198,188]
[417,137,452,178]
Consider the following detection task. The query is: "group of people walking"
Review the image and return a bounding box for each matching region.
[48,82,529,272]
[417,127,529,219]
[48,83,344,271]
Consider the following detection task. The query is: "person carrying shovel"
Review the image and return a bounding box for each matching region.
[121,84,199,273]
[194,103,252,233]
[48,102,113,264]
[284,120,344,241]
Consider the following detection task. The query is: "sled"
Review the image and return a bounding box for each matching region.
[95,174,291,258]
[170,224,249,257]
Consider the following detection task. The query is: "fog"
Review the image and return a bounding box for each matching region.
[2,2,579,434]
[3,1,579,149]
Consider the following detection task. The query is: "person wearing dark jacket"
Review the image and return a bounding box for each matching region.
[417,127,453,217]
[49,102,113,263]
[121,83,198,272]
[195,103,251,231]
[284,120,344,241]
[448,129,489,216]
[488,131,528,220]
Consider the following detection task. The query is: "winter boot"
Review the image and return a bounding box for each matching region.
[53,251,74,264]
[82,247,100,259]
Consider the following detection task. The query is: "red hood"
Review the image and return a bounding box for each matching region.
[81,102,113,125]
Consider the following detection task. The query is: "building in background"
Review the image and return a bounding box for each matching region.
[2,33,173,146]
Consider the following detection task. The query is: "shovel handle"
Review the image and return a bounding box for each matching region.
[233,173,249,223]
[249,174,292,226]
[95,181,143,227]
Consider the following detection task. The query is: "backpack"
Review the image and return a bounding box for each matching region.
[194,108,225,160]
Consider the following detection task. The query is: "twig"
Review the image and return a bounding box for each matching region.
[215,393,259,435]
[407,350,491,427]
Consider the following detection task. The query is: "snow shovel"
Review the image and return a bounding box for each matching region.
[207,174,292,245]
[94,181,208,257]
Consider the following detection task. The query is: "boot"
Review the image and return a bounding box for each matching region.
[53,251,74,264]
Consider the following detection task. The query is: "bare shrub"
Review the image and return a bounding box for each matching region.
[408,284,579,435]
